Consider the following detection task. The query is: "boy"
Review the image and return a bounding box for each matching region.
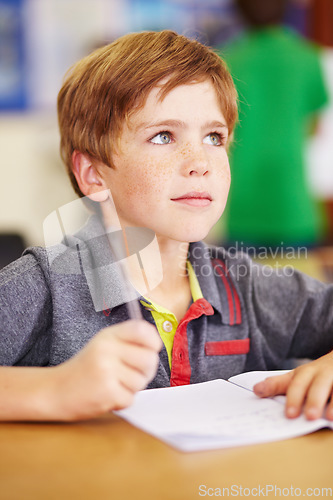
[0,30,332,422]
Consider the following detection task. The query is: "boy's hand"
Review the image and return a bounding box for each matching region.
[52,320,162,421]
[253,351,333,421]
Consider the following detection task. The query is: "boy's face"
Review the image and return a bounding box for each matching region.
[100,79,230,243]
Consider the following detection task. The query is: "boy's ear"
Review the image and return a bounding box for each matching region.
[71,151,109,202]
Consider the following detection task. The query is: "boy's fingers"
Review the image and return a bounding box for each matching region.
[109,381,136,412]
[284,369,317,418]
[118,363,153,394]
[254,365,333,421]
[325,392,333,420]
[304,375,333,420]
[120,344,160,378]
[253,371,293,398]
[108,320,162,351]
[253,370,314,419]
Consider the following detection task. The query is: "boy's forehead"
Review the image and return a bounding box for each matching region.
[126,79,223,130]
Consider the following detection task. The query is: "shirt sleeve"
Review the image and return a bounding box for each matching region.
[0,249,52,366]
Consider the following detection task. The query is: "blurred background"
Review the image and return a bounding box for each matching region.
[0,0,332,276]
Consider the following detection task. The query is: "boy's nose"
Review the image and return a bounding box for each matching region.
[181,145,209,177]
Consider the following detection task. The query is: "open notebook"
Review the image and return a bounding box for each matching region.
[115,370,333,452]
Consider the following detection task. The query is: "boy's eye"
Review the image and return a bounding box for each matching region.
[150,131,172,145]
[203,133,223,146]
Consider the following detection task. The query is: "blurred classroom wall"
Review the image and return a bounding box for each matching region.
[0,0,332,247]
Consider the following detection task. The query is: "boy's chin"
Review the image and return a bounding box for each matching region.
[184,219,221,243]
[156,216,222,245]
[179,227,213,244]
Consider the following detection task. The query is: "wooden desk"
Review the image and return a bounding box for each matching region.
[0,414,332,500]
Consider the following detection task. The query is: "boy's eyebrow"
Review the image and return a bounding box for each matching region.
[135,119,228,132]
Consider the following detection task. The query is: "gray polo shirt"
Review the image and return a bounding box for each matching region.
[0,217,332,388]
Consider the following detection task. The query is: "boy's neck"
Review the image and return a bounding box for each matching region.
[130,235,189,291]
[145,237,192,320]
[101,205,192,316]
[126,234,192,319]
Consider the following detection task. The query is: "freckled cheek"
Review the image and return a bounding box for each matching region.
[225,168,231,187]
[215,161,231,187]
[122,159,170,204]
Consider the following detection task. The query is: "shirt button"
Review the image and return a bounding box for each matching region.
[162,320,173,333]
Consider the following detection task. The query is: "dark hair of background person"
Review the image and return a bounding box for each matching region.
[236,0,288,27]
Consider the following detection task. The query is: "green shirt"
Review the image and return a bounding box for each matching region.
[219,27,328,246]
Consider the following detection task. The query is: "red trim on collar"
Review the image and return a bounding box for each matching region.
[170,298,214,387]
[212,258,242,325]
[102,298,111,317]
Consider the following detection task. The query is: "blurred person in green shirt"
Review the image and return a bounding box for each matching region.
[218,0,329,249]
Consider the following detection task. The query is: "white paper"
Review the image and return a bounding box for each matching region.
[116,372,333,452]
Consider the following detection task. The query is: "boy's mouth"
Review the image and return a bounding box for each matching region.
[171,192,212,207]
